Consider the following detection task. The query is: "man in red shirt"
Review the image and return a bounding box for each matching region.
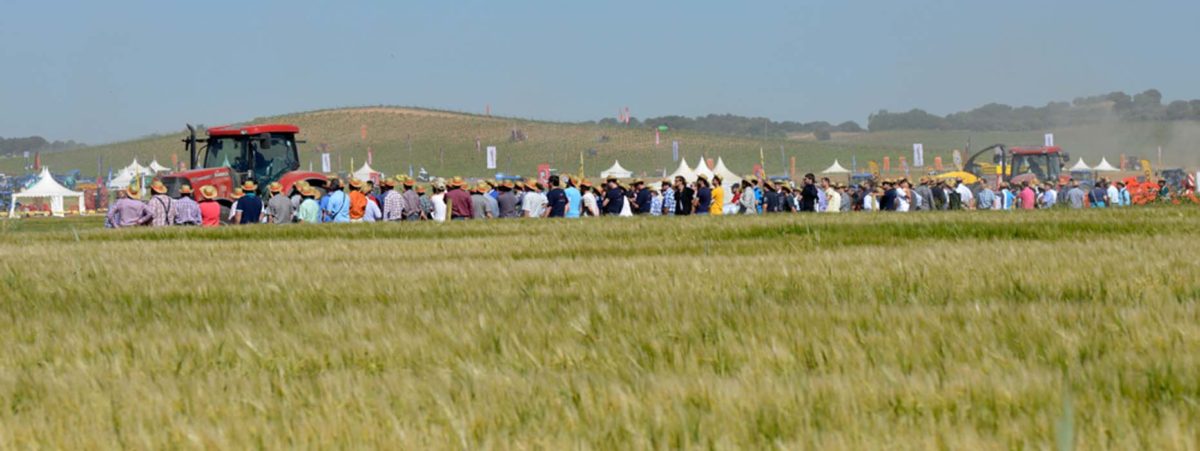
[445,176,474,220]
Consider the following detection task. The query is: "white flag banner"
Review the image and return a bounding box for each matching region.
[913,143,924,167]
[486,146,497,169]
[320,153,332,173]
[1044,133,1054,147]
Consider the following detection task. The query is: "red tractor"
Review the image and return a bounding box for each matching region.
[161,124,327,203]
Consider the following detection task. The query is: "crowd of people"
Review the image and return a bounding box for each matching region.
[104,172,1179,228]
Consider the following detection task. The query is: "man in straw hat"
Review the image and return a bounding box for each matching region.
[496,180,518,218]
[105,184,153,228]
[322,178,350,223]
[146,180,176,227]
[233,180,263,224]
[264,182,294,225]
[580,179,599,217]
[522,179,548,218]
[172,184,202,226]
[197,185,222,227]
[444,176,473,221]
[361,180,382,222]
[380,177,404,221]
[347,179,368,222]
[564,176,583,219]
[470,182,492,219]
[296,186,321,224]
[399,176,422,221]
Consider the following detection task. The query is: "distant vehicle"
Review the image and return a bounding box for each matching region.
[161,124,327,203]
[938,144,1069,186]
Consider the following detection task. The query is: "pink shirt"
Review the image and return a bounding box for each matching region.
[1020,188,1036,209]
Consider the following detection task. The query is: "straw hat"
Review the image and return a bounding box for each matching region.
[179,185,193,195]
[199,185,218,200]
[416,185,427,194]
[125,185,141,199]
[403,177,416,187]
[502,180,514,189]
[476,182,490,193]
[150,180,167,194]
[450,176,466,188]
[381,178,397,188]
[580,180,592,188]
[230,187,245,199]
[349,178,364,189]
[300,186,318,198]
[268,182,283,193]
[241,180,257,191]
[525,180,539,191]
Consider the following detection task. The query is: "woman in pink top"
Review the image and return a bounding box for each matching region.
[1019,182,1037,209]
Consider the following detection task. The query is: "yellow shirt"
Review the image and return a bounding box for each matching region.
[710,186,724,215]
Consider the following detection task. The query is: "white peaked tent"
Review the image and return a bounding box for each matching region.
[1092,157,1119,172]
[693,157,715,181]
[148,159,170,173]
[667,159,695,182]
[712,158,742,187]
[1068,158,1092,172]
[352,162,382,181]
[820,159,851,174]
[9,168,85,218]
[107,159,155,189]
[600,160,633,179]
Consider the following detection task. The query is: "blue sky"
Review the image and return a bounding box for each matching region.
[2,0,1198,143]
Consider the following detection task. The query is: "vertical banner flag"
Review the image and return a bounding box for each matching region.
[952,149,963,170]
[367,147,374,165]
[321,153,332,173]
[476,138,482,153]
[852,155,858,173]
[486,146,497,169]
[672,140,679,162]
[934,156,944,171]
[752,164,763,179]
[913,143,925,167]
[537,164,551,187]
[900,156,909,176]
[882,156,890,173]
[655,129,661,146]
[361,125,368,141]
[1044,133,1054,147]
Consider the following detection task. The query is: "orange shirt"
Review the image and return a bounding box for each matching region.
[349,191,367,219]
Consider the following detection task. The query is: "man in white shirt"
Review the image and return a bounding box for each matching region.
[522,181,548,218]
[1040,182,1058,208]
[1106,180,1121,207]
[955,179,974,209]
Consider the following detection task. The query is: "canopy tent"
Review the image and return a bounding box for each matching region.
[1068,158,1092,172]
[107,159,155,189]
[148,159,171,173]
[352,162,382,182]
[667,159,695,182]
[712,158,742,187]
[1092,157,1119,172]
[600,160,633,179]
[9,167,85,218]
[693,157,715,181]
[820,159,851,174]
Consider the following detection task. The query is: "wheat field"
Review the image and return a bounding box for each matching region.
[1,208,1199,449]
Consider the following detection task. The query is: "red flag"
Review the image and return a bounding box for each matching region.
[367,147,374,165]
[360,125,367,141]
[883,156,891,173]
[33,152,41,170]
[655,129,660,146]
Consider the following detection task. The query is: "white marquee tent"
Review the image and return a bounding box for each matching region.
[107,159,155,189]
[712,158,742,187]
[600,160,633,179]
[9,167,85,218]
[1068,158,1092,172]
[693,157,715,181]
[667,159,695,182]
[820,159,851,174]
[352,162,382,181]
[148,159,171,173]
[1092,157,1119,172]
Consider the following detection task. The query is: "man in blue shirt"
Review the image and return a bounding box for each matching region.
[633,180,652,214]
[564,177,582,218]
[544,175,568,218]
[322,178,351,222]
[233,180,263,224]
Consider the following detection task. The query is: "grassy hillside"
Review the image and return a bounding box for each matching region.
[4,107,1197,179]
[2,208,1200,448]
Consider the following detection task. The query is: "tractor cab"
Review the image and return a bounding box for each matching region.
[198,124,301,186]
[960,144,1068,187]
[162,124,326,203]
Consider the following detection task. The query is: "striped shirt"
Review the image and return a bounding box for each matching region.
[172,196,202,225]
[382,190,406,221]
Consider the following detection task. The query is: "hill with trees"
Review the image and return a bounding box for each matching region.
[868,89,1200,132]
